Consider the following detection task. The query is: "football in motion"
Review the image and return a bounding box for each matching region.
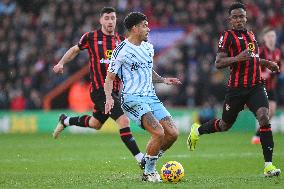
[160,161,185,183]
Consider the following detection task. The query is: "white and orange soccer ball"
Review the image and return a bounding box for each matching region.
[160,161,185,183]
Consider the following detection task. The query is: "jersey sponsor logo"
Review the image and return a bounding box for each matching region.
[100,58,110,64]
[98,41,103,45]
[131,62,152,71]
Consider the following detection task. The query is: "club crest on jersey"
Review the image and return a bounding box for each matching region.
[105,50,113,59]
[98,41,103,45]
[248,42,255,52]
[248,42,259,57]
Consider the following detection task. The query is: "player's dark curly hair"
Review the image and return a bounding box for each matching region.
[124,12,147,31]
[228,2,246,14]
[100,7,116,16]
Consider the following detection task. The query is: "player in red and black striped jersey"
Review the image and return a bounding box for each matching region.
[251,27,283,144]
[52,7,144,167]
[187,2,281,177]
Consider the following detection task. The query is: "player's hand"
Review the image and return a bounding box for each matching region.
[105,96,114,114]
[53,63,64,74]
[164,78,182,85]
[266,61,280,72]
[236,49,251,62]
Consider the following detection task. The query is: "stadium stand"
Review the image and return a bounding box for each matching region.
[1,0,283,110]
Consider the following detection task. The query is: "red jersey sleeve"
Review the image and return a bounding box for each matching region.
[217,31,231,54]
[78,32,89,50]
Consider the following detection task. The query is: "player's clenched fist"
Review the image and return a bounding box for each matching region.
[53,63,64,74]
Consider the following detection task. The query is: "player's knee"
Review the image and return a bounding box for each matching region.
[256,108,269,126]
[116,115,130,129]
[153,126,165,140]
[258,114,269,126]
[89,118,103,130]
[219,122,232,132]
[168,128,179,142]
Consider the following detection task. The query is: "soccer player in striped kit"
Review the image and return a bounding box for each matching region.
[251,27,282,144]
[187,2,281,177]
[53,7,144,167]
[104,12,181,182]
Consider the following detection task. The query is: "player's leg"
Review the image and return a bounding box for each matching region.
[148,98,178,156]
[159,116,179,152]
[252,90,277,144]
[122,97,163,182]
[109,93,144,165]
[52,109,105,139]
[246,85,280,177]
[141,112,164,181]
[187,90,244,150]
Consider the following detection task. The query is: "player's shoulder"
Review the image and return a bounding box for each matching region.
[219,30,234,39]
[141,41,154,51]
[112,41,127,58]
[222,29,234,36]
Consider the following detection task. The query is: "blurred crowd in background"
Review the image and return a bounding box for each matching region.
[0,0,284,112]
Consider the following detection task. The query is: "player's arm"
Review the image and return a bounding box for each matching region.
[259,59,280,72]
[53,45,80,74]
[215,50,252,69]
[104,72,116,114]
[152,70,181,85]
[104,47,124,114]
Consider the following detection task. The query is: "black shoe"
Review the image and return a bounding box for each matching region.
[139,156,146,170]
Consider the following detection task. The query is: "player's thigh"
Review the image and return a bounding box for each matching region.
[221,92,245,124]
[246,85,269,116]
[109,93,125,121]
[149,96,171,123]
[121,99,152,129]
[90,91,109,124]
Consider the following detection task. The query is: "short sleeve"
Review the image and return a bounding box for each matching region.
[217,31,231,54]
[78,32,89,50]
[108,46,125,74]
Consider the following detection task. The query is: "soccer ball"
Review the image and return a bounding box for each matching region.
[160,161,184,183]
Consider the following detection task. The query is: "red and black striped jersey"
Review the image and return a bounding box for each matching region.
[78,29,124,93]
[218,29,261,88]
[259,46,282,91]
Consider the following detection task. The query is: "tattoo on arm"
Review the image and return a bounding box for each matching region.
[152,70,165,83]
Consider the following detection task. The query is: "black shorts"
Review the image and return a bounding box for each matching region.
[222,84,269,124]
[90,89,124,124]
[266,89,277,102]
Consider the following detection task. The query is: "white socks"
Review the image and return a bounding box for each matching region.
[265,162,272,167]
[135,152,144,162]
[63,117,70,126]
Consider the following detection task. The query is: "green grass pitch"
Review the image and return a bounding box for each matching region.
[0,132,283,188]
